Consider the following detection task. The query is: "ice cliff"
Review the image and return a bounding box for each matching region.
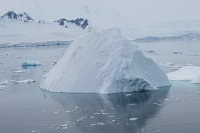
[41,28,170,94]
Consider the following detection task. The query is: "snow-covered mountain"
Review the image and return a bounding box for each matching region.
[55,18,88,29]
[0,11,33,22]
[0,11,89,29]
[0,11,90,46]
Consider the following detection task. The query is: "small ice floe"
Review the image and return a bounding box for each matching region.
[56,127,61,130]
[0,80,9,89]
[173,98,179,101]
[65,110,71,113]
[75,107,79,110]
[21,61,41,69]
[62,127,68,130]
[108,115,115,118]
[125,94,132,96]
[0,86,6,90]
[102,112,109,115]
[60,124,68,129]
[129,118,138,121]
[31,130,37,133]
[14,70,25,73]
[54,111,59,114]
[156,129,161,132]
[60,124,68,127]
[97,122,106,125]
[90,116,95,119]
[0,80,9,86]
[54,109,60,114]
[94,112,101,115]
[90,123,97,126]
[13,79,36,84]
[167,66,200,83]
[162,63,181,70]
[153,103,162,106]
[127,103,136,106]
[76,117,87,122]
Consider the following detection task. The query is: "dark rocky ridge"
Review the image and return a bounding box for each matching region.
[0,11,33,22]
[55,18,89,29]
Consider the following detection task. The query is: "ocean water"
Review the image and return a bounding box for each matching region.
[0,46,200,133]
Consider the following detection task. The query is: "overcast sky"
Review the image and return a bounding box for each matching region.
[0,0,200,27]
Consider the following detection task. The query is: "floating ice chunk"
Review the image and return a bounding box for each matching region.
[41,28,170,94]
[62,127,68,129]
[14,70,25,73]
[129,118,138,121]
[97,122,106,125]
[90,123,96,126]
[167,66,200,83]
[127,103,136,106]
[0,86,5,90]
[13,79,36,84]
[0,80,9,86]
[0,80,8,89]
[60,124,68,127]
[22,61,41,69]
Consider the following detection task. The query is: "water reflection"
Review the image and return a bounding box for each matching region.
[45,87,170,133]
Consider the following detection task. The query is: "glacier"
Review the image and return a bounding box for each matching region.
[41,28,170,94]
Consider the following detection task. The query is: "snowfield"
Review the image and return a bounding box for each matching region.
[0,21,87,46]
[41,28,170,94]
[167,66,200,84]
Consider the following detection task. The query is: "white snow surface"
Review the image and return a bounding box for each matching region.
[167,66,200,83]
[41,28,170,94]
[0,21,86,45]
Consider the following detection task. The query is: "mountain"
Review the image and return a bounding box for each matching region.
[55,18,89,29]
[0,11,33,22]
[0,11,89,46]
[0,11,89,29]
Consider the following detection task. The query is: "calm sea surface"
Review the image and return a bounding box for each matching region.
[0,45,200,133]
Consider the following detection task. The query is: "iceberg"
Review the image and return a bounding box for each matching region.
[41,28,170,94]
[167,66,200,83]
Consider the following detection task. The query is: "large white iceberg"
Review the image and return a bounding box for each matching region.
[41,29,170,94]
[167,66,200,83]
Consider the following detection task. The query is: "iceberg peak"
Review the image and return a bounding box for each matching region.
[41,28,170,94]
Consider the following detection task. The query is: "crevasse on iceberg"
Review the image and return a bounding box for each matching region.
[41,28,170,94]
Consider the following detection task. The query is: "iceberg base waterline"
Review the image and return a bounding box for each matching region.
[41,28,170,94]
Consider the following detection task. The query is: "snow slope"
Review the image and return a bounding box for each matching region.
[167,66,200,84]
[0,21,87,45]
[41,28,170,94]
